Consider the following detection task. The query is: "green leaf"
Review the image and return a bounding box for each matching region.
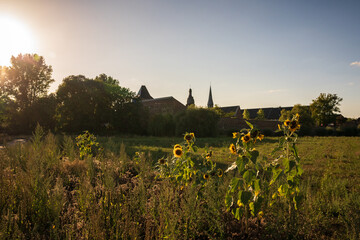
[240,190,252,204]
[236,156,248,173]
[243,170,254,183]
[230,177,240,193]
[270,168,283,185]
[245,120,254,129]
[250,150,259,164]
[254,179,261,192]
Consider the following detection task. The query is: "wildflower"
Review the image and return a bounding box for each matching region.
[232,132,240,139]
[250,129,259,138]
[284,119,291,126]
[203,173,210,180]
[174,144,182,149]
[217,168,223,177]
[173,146,183,157]
[229,144,237,154]
[257,134,264,141]
[289,120,300,132]
[241,133,251,143]
[158,158,166,165]
[206,151,213,160]
[184,133,194,141]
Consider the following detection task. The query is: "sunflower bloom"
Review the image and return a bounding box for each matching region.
[241,133,251,143]
[173,147,183,157]
[237,199,244,207]
[203,173,210,180]
[229,144,237,154]
[289,120,300,132]
[284,119,291,126]
[158,158,166,165]
[232,132,240,139]
[206,151,213,160]
[257,134,264,141]
[217,168,223,177]
[174,144,182,149]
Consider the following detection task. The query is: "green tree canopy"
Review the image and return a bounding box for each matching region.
[243,109,250,120]
[4,54,54,110]
[310,93,343,126]
[256,108,265,120]
[55,75,135,132]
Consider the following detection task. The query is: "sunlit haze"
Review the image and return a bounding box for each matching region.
[1,0,359,117]
[0,14,36,66]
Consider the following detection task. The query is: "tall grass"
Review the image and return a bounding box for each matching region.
[1,130,360,239]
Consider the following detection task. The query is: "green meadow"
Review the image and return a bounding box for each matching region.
[1,129,360,239]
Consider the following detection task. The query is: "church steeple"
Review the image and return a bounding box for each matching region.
[207,86,214,108]
[186,88,195,106]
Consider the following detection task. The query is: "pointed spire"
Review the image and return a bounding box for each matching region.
[186,88,195,106]
[207,86,214,108]
[137,85,153,100]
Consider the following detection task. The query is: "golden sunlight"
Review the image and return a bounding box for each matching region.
[0,15,36,66]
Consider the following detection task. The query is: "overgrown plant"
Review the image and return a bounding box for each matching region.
[75,131,102,159]
[157,132,222,190]
[271,114,303,222]
[224,122,267,233]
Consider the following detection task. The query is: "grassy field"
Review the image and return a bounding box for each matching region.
[1,131,360,239]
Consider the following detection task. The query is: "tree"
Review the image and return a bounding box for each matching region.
[5,54,54,110]
[310,93,343,126]
[243,109,250,120]
[55,75,136,133]
[256,109,265,120]
[280,104,314,135]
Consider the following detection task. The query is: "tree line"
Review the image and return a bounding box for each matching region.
[0,54,221,136]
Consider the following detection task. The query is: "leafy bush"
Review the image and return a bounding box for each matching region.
[175,107,220,137]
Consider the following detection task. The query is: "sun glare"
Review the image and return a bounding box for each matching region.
[0,15,36,66]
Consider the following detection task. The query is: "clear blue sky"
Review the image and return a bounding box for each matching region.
[1,0,360,117]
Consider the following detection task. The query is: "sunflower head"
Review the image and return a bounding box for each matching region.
[232,132,240,139]
[206,151,213,160]
[184,133,194,141]
[173,147,183,157]
[257,134,264,141]
[241,133,251,143]
[289,120,300,132]
[229,143,237,154]
[203,173,210,180]
[250,129,259,138]
[284,119,291,126]
[217,168,223,178]
[158,158,166,165]
[174,144,182,149]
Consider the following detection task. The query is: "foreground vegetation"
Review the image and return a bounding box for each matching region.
[1,126,360,239]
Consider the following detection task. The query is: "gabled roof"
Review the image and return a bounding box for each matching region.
[137,85,153,100]
[220,106,241,114]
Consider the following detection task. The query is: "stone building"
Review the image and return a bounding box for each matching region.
[137,85,186,116]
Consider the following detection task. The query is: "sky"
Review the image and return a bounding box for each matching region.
[1,0,360,117]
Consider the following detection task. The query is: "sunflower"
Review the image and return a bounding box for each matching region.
[158,158,166,165]
[174,144,182,149]
[217,168,223,178]
[206,151,213,160]
[203,173,210,180]
[250,129,259,138]
[241,133,251,143]
[173,147,183,157]
[257,134,264,141]
[229,144,237,154]
[289,120,300,132]
[190,132,195,138]
[184,133,194,141]
[232,132,240,139]
[278,124,282,131]
[284,119,291,126]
